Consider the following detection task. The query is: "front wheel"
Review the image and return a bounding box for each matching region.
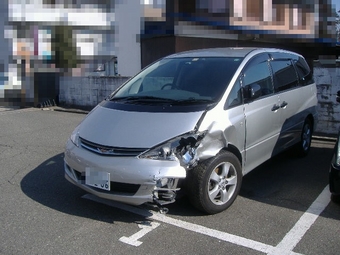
[187,151,242,214]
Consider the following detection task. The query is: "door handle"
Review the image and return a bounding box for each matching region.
[271,104,280,111]
[280,101,288,108]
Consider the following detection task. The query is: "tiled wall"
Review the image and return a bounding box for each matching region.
[59,76,129,107]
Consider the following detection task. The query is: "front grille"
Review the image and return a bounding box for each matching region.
[79,137,147,156]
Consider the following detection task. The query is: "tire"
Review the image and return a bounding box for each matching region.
[331,194,340,204]
[296,118,312,157]
[187,151,242,214]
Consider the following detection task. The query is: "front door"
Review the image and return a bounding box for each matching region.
[241,54,281,174]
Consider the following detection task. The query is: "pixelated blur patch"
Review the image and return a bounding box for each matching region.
[52,26,79,69]
[85,168,111,191]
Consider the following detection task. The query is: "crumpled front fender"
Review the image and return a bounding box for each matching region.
[196,121,236,160]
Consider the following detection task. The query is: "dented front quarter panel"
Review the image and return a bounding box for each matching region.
[196,120,226,160]
[195,105,246,168]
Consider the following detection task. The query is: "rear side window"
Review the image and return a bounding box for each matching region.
[270,60,298,92]
[293,57,314,86]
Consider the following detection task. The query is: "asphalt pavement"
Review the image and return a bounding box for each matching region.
[0,108,339,255]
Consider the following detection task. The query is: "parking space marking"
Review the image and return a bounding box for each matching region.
[268,185,331,255]
[82,195,288,254]
[119,221,160,246]
[83,186,330,255]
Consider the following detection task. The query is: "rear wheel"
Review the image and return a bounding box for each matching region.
[187,151,242,214]
[297,118,312,157]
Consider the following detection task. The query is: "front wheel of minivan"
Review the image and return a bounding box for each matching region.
[187,151,242,214]
[296,118,312,157]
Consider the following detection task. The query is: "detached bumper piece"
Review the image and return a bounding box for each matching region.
[152,178,180,213]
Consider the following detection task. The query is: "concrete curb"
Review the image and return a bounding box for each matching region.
[312,135,337,142]
[47,106,90,114]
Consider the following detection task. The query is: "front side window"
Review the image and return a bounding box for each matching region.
[243,60,273,97]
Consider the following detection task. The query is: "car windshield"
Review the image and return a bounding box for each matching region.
[110,57,243,104]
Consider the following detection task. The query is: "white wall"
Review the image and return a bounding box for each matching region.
[59,76,129,107]
[314,60,340,135]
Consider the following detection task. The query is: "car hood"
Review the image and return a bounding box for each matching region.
[77,105,205,148]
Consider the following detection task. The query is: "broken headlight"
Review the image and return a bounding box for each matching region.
[70,128,80,147]
[139,131,207,167]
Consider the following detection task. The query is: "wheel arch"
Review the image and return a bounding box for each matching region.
[221,144,243,168]
[186,148,243,214]
[305,113,315,133]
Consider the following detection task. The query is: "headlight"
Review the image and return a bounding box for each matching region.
[70,129,80,147]
[139,131,207,168]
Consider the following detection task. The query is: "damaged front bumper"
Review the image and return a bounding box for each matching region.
[64,139,187,207]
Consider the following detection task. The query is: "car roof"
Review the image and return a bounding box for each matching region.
[165,47,297,59]
[165,47,260,58]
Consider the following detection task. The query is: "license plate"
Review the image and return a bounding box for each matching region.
[85,168,110,191]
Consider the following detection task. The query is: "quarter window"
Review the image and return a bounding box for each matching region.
[225,79,242,108]
[293,57,314,86]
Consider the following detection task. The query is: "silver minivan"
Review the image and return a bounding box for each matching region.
[64,48,318,214]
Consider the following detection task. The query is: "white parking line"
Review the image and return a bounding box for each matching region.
[82,185,331,255]
[119,221,160,246]
[268,185,331,255]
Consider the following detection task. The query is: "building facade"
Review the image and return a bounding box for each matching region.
[1,0,143,106]
[0,0,339,111]
[141,0,338,67]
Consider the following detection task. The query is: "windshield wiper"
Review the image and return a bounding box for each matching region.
[172,98,215,105]
[109,96,215,105]
[109,96,176,103]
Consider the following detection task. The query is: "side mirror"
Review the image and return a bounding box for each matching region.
[336,91,340,103]
[244,83,262,102]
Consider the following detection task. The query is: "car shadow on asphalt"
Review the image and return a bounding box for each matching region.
[168,141,340,218]
[20,144,340,220]
[20,153,150,224]
[238,144,340,220]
